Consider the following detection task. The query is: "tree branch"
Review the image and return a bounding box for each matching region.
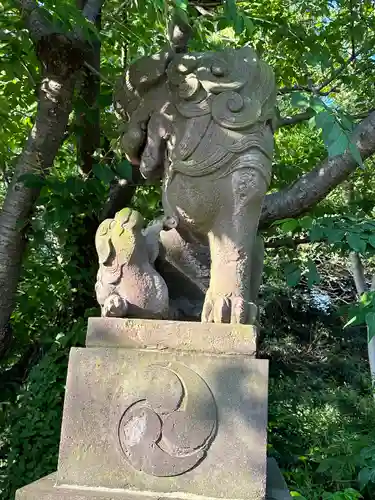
[349,251,367,296]
[260,110,375,227]
[0,0,106,357]
[278,84,311,95]
[18,0,104,45]
[100,166,144,222]
[276,109,314,129]
[0,72,77,356]
[18,0,55,42]
[76,0,102,175]
[278,52,359,96]
[82,0,104,21]
[265,237,310,248]
[316,52,357,92]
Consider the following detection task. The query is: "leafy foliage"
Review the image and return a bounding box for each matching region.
[0,320,86,499]
[1,0,375,499]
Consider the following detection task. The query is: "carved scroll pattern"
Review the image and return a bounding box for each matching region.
[118,363,217,477]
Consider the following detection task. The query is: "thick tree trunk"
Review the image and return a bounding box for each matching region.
[0,0,104,358]
[261,111,375,227]
[0,72,76,355]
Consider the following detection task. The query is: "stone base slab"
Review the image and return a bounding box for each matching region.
[15,319,284,500]
[56,347,268,500]
[86,318,257,355]
[16,459,291,500]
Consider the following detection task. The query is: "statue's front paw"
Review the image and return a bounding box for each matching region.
[201,291,257,325]
[102,294,128,317]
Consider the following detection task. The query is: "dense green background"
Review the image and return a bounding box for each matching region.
[1,1,375,499]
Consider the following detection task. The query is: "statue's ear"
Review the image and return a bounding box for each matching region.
[128,49,172,94]
[95,220,114,265]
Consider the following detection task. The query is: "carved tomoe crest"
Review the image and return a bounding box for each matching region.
[118,363,217,476]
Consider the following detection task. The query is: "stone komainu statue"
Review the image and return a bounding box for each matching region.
[114,44,276,325]
[95,208,176,319]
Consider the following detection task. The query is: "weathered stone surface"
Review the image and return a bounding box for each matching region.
[16,458,291,500]
[115,42,276,324]
[16,473,135,499]
[95,208,178,319]
[86,317,257,355]
[56,347,268,499]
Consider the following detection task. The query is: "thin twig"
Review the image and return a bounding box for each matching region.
[277,109,315,128]
[279,49,360,96]
[278,84,311,95]
[265,237,310,249]
[83,61,112,85]
[20,59,37,88]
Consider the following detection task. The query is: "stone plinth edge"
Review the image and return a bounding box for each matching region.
[16,459,292,500]
[86,317,257,355]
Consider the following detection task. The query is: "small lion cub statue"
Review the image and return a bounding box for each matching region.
[95,207,176,319]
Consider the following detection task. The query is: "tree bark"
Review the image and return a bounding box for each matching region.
[0,0,105,357]
[0,71,77,355]
[260,110,375,227]
[76,0,101,175]
[350,252,367,297]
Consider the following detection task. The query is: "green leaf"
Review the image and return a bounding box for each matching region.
[291,92,310,108]
[360,291,374,307]
[341,115,355,132]
[175,0,188,11]
[92,163,116,184]
[326,121,343,145]
[242,15,254,36]
[346,233,367,253]
[344,314,359,329]
[0,95,9,116]
[358,467,372,490]
[368,235,375,248]
[315,110,334,129]
[326,229,345,244]
[299,216,313,230]
[284,262,301,287]
[17,173,45,189]
[97,91,113,108]
[281,218,299,233]
[317,458,334,473]
[306,259,320,288]
[234,14,244,35]
[349,141,363,168]
[366,312,375,342]
[310,224,325,242]
[327,129,348,157]
[310,96,326,113]
[217,18,230,31]
[115,159,132,180]
[224,0,237,21]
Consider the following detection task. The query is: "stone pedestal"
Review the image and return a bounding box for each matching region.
[16,319,291,500]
